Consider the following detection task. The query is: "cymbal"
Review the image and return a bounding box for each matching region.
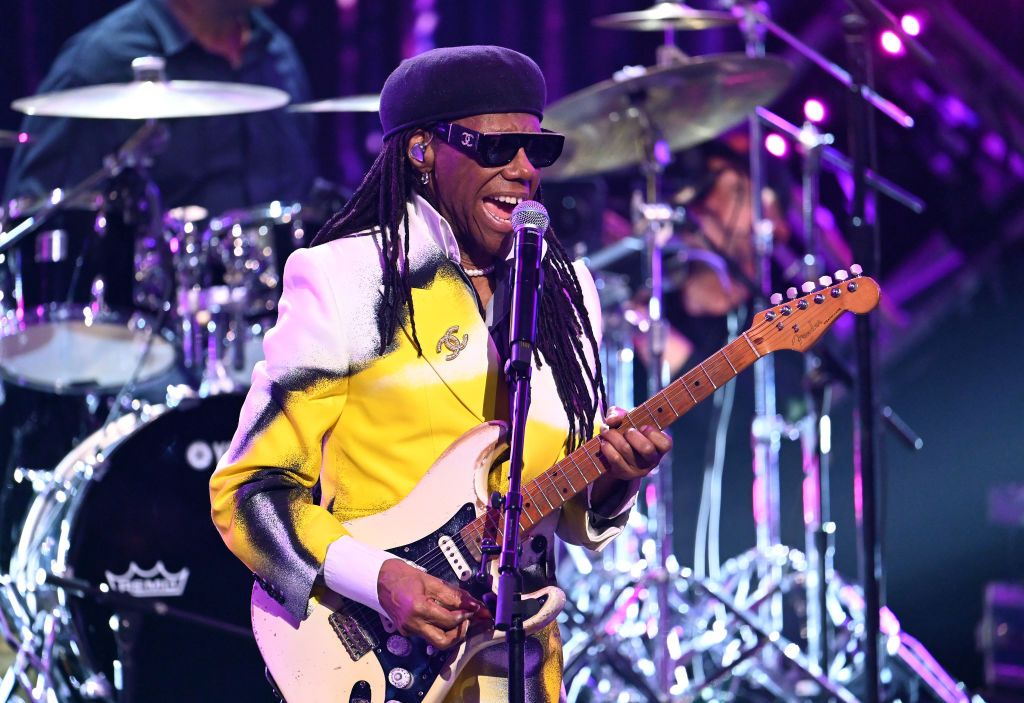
[543,54,792,180]
[288,95,381,113]
[593,2,738,31]
[11,80,289,120]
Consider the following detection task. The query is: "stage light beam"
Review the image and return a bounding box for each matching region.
[900,14,922,36]
[803,98,827,124]
[765,133,788,158]
[880,30,904,56]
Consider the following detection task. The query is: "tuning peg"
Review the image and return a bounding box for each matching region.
[850,264,863,276]
[770,292,783,305]
[801,281,816,294]
[818,275,833,287]
[786,286,798,299]
[834,269,849,282]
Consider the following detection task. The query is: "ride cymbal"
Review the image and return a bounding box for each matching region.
[11,80,290,120]
[593,2,738,31]
[543,54,792,180]
[288,95,381,113]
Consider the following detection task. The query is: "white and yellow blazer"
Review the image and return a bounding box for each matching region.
[210,195,631,701]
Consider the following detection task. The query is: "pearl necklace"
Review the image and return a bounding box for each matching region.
[461,263,496,277]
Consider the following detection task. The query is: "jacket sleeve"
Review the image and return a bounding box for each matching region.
[555,261,640,550]
[210,247,351,621]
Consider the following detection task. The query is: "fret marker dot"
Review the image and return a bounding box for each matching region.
[695,381,701,387]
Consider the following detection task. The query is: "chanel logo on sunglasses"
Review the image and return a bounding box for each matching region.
[460,133,475,148]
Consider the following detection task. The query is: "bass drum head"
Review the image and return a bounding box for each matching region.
[65,394,274,702]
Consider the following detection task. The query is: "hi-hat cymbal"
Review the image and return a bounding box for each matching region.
[593,2,738,31]
[543,54,792,180]
[288,95,381,113]
[11,80,290,119]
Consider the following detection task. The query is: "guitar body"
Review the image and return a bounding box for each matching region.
[251,421,566,703]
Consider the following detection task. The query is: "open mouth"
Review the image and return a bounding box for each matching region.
[482,195,523,228]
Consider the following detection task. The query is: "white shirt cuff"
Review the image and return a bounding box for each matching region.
[586,478,640,519]
[323,536,395,617]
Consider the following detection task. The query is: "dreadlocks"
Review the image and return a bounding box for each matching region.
[312,129,607,452]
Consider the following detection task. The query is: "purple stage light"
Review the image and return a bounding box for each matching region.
[900,14,922,36]
[765,133,788,158]
[803,98,826,124]
[880,30,904,56]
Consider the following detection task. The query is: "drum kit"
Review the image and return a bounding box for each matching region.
[0,3,962,702]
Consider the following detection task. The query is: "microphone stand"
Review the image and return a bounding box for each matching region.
[843,10,884,703]
[496,210,546,703]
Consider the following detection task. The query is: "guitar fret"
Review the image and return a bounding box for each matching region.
[547,468,573,503]
[742,332,761,358]
[534,483,556,512]
[662,390,681,418]
[698,361,718,389]
[722,348,738,374]
[566,453,593,489]
[541,471,566,510]
[682,379,697,404]
[520,491,544,523]
[561,465,578,493]
[631,405,661,431]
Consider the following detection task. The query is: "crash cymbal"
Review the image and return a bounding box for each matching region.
[288,94,381,113]
[593,2,738,31]
[11,80,289,120]
[543,54,792,180]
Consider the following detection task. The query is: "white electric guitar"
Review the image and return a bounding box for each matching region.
[251,270,881,702]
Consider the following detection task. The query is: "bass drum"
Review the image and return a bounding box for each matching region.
[9,394,274,702]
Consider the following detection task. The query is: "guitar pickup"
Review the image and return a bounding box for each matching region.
[438,535,472,582]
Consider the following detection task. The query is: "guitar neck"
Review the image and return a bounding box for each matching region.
[459,331,763,548]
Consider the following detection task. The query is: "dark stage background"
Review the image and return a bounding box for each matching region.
[2,0,1024,697]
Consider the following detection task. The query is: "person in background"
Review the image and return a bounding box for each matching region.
[3,0,314,214]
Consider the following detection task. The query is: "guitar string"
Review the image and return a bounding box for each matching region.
[361,298,833,584]
[406,308,785,576]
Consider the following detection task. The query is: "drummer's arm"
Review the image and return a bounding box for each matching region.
[4,38,130,202]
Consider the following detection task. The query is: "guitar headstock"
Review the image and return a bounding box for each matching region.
[746,266,880,354]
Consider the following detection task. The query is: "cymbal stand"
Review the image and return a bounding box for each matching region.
[630,101,678,695]
[737,0,786,640]
[796,119,833,674]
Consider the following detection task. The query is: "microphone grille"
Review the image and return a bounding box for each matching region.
[510,200,550,233]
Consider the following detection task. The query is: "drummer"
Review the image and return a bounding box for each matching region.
[3,0,315,214]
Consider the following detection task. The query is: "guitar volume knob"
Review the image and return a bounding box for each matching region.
[386,635,412,657]
[388,667,414,689]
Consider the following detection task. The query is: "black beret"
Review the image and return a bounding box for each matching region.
[379,45,546,138]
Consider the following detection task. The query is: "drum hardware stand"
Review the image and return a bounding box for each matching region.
[0,120,168,257]
[629,94,685,695]
[41,573,253,703]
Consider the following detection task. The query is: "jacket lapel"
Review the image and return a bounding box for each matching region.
[404,273,500,423]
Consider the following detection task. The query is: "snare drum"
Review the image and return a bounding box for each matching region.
[7,393,274,702]
[0,191,176,394]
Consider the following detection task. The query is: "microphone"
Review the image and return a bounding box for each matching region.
[506,200,549,378]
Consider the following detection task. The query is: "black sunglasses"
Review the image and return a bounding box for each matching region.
[434,122,564,168]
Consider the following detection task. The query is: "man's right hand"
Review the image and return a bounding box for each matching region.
[376,559,487,650]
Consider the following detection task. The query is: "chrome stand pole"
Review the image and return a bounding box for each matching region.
[739,1,784,637]
[797,121,834,674]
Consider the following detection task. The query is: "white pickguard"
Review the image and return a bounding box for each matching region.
[251,421,566,703]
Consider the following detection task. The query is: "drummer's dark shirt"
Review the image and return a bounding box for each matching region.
[2,0,315,216]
